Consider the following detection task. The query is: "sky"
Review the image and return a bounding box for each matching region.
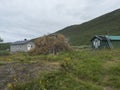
[0,0,120,42]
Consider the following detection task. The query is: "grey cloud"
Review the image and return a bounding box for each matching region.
[0,0,120,42]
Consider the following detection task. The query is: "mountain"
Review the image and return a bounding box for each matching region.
[56,9,120,46]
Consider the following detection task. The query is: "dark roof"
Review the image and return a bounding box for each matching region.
[91,35,120,41]
[97,35,107,40]
[11,40,31,45]
[91,35,107,41]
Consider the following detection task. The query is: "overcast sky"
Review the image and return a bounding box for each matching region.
[0,0,120,42]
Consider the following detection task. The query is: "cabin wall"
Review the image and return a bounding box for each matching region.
[10,44,28,53]
[10,42,35,53]
[111,41,120,48]
[91,40,109,49]
[99,41,109,49]
[92,40,120,49]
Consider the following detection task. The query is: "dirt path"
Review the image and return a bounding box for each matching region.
[0,61,60,90]
[0,64,11,90]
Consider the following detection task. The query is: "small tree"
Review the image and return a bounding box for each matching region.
[31,34,72,55]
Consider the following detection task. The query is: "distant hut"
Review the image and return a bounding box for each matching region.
[31,34,71,55]
[10,39,35,53]
[91,35,120,49]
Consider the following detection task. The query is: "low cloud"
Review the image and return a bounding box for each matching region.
[0,0,120,42]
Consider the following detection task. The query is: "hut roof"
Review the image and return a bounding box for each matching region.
[91,35,120,41]
[107,36,120,40]
[11,40,31,45]
[91,35,107,41]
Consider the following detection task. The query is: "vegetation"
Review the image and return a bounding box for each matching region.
[0,6,120,90]
[56,9,120,45]
[0,50,10,56]
[0,43,10,50]
[0,49,119,90]
[30,34,71,55]
[0,43,10,56]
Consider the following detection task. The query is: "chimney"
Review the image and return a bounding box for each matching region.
[24,39,27,41]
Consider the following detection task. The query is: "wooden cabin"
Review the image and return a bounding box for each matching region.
[91,35,120,49]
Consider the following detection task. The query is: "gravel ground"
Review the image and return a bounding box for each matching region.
[0,61,60,90]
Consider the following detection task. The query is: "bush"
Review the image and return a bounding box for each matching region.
[0,43,10,50]
[30,34,72,55]
[0,50,10,56]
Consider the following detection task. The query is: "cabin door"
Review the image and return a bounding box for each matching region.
[27,44,32,51]
[93,39,100,49]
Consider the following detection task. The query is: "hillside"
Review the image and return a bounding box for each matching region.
[56,9,120,46]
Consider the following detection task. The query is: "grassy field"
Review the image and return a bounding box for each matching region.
[0,49,120,90]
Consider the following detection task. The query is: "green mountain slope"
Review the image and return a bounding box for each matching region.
[56,9,120,45]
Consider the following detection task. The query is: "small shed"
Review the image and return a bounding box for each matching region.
[91,35,120,49]
[10,39,35,53]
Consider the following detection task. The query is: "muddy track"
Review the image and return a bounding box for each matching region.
[0,61,60,90]
[0,64,12,90]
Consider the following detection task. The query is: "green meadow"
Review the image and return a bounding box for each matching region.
[0,49,119,90]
